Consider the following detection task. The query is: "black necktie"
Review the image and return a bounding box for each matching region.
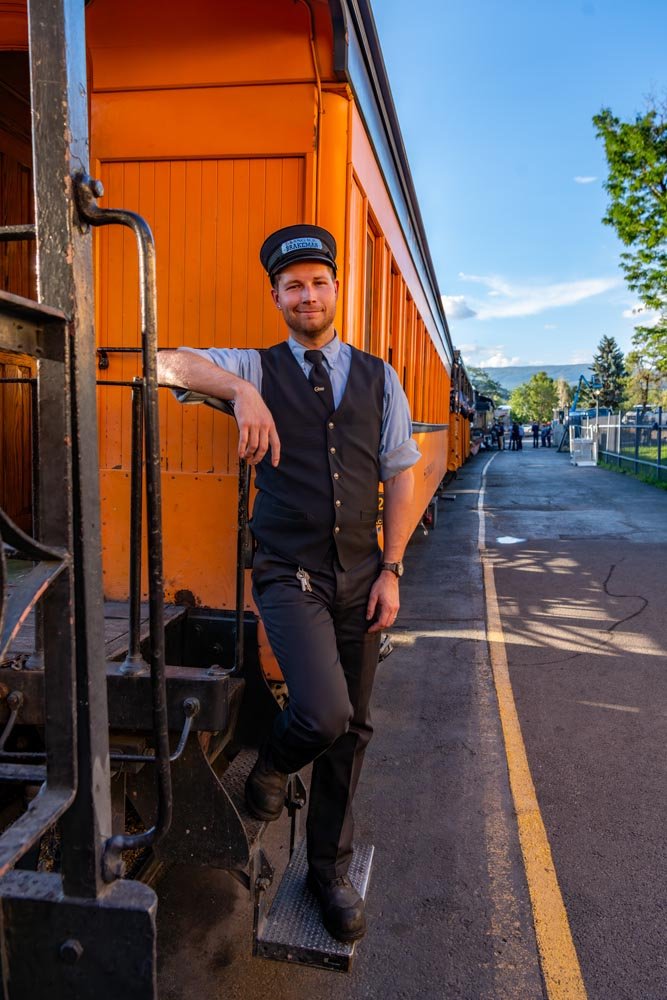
[304,349,335,413]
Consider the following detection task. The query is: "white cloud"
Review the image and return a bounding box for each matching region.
[456,272,620,320]
[569,351,593,365]
[441,294,476,320]
[544,324,557,330]
[622,303,662,328]
[460,343,521,368]
[481,352,522,367]
[574,176,597,184]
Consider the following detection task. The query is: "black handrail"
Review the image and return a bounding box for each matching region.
[235,461,251,674]
[121,378,149,676]
[74,174,172,878]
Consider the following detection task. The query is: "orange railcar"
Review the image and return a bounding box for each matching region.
[0,1,465,614]
[0,0,476,977]
[81,0,456,611]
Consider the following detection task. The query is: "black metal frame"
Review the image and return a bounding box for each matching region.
[0,292,77,871]
[0,2,160,995]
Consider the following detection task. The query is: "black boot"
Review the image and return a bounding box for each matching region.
[245,748,288,822]
[307,870,366,943]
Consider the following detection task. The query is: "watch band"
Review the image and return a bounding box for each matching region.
[381,561,403,578]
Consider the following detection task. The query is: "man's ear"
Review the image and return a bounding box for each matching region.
[270,287,281,309]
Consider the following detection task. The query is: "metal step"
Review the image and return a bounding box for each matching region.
[255,839,374,972]
[219,747,265,854]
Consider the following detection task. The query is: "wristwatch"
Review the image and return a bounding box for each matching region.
[381,561,404,578]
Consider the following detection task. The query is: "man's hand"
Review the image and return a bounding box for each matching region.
[366,571,400,633]
[234,383,281,467]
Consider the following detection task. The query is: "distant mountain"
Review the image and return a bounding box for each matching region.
[480,364,589,393]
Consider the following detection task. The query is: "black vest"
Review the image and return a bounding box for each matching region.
[251,341,384,571]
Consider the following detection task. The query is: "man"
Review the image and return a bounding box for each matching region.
[158,224,419,943]
[531,420,540,448]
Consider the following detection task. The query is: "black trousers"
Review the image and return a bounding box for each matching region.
[252,545,382,879]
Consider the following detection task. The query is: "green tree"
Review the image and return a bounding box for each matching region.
[624,348,664,409]
[555,378,574,410]
[593,103,667,371]
[509,371,558,423]
[589,335,626,409]
[467,366,509,406]
[508,384,531,423]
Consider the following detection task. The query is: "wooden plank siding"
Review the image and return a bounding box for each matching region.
[96,155,305,605]
[0,355,32,532]
[96,156,304,477]
[0,57,35,532]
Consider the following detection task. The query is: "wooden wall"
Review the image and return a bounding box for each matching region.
[0,50,34,532]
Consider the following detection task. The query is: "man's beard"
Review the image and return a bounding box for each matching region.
[287,307,335,339]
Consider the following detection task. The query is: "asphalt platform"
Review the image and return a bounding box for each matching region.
[156,444,667,1000]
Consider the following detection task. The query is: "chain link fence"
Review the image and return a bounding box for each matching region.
[581,408,667,481]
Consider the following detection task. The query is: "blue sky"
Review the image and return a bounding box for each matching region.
[372,0,667,369]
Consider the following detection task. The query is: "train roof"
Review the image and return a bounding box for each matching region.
[328,0,455,368]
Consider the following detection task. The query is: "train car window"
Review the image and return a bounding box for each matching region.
[389,265,403,379]
[404,294,415,406]
[363,230,375,353]
[386,269,393,367]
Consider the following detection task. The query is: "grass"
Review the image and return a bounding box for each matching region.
[598,459,667,491]
[619,444,662,461]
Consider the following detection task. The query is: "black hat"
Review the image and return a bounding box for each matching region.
[260,224,337,279]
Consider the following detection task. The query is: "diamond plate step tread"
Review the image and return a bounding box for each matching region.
[219,747,265,850]
[256,839,374,972]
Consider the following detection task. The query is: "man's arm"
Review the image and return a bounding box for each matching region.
[158,349,280,466]
[366,466,415,634]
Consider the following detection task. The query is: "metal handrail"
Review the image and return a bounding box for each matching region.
[0,697,200,766]
[121,379,149,676]
[74,174,172,877]
[0,225,36,243]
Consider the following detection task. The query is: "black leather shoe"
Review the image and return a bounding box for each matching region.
[244,752,288,822]
[307,871,366,943]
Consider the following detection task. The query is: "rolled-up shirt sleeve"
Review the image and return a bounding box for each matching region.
[379,363,422,482]
[171,346,262,403]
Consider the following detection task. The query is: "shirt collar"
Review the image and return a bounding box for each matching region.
[288,333,342,369]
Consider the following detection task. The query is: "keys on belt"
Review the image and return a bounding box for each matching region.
[296,567,312,593]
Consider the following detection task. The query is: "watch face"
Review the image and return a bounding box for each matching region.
[396,562,404,577]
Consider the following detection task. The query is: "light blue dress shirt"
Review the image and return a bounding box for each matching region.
[174,335,421,482]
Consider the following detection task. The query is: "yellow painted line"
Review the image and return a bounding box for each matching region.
[479,456,588,1000]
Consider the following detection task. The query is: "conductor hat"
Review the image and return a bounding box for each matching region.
[260,224,337,280]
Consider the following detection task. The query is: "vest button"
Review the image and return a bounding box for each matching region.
[334,526,341,534]
[335,499,342,507]
[329,446,336,454]
[328,421,335,429]
[333,472,340,480]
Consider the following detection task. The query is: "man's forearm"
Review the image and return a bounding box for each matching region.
[158,349,281,466]
[382,467,415,562]
[158,349,250,402]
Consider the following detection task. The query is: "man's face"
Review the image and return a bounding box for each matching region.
[271,262,339,343]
